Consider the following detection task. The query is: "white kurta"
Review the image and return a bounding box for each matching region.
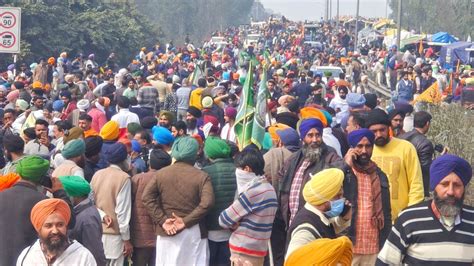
[329,96,349,124]
[17,239,97,266]
[100,176,131,262]
[220,123,236,143]
[323,127,342,157]
[155,224,209,266]
[111,108,140,129]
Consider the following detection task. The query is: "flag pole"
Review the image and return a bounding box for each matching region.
[241,62,253,151]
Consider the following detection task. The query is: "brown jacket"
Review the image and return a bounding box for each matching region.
[130,171,156,248]
[142,162,214,238]
[32,63,48,85]
[264,147,294,192]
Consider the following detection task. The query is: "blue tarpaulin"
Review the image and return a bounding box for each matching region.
[431,32,457,44]
[439,41,474,68]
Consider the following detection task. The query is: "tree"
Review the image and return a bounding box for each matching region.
[389,0,472,40]
[0,2,162,67]
[135,0,255,44]
[0,0,255,67]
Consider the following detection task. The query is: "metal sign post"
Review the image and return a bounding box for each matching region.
[0,7,21,54]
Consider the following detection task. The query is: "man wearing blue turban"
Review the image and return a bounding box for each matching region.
[343,129,392,265]
[378,154,474,265]
[271,118,343,265]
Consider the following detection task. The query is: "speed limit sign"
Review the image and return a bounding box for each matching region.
[0,7,21,53]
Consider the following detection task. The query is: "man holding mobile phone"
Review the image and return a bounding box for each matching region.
[24,119,55,157]
[343,129,392,266]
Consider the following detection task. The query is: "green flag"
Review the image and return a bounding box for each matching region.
[250,70,267,149]
[234,61,255,150]
[251,51,271,149]
[238,50,250,67]
[189,62,204,87]
[239,50,259,68]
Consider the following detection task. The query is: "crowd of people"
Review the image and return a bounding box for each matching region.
[0,16,473,266]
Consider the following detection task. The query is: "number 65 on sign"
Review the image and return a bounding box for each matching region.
[0,7,21,53]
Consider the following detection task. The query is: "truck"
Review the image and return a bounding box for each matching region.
[303,24,321,42]
[244,33,261,48]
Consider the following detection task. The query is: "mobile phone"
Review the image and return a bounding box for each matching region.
[340,201,352,217]
[434,144,444,153]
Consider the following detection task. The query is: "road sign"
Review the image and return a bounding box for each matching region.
[0,7,21,53]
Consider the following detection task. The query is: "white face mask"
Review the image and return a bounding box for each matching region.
[235,168,257,194]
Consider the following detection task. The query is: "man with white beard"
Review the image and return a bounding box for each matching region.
[270,118,343,265]
[377,154,474,265]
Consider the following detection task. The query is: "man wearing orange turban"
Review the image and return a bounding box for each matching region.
[268,123,290,144]
[299,107,328,126]
[0,173,20,191]
[30,198,71,233]
[17,198,96,265]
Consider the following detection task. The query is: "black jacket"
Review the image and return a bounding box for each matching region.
[271,144,343,266]
[69,198,107,266]
[342,164,392,250]
[278,143,343,228]
[399,130,434,197]
[286,205,336,248]
[0,182,75,266]
[332,127,350,157]
[270,90,282,103]
[0,182,46,266]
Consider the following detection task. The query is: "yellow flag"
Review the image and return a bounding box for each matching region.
[418,39,424,55]
[20,113,38,139]
[413,82,442,104]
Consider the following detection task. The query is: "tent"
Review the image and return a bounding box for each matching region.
[431,32,457,44]
[439,41,474,69]
[400,35,425,49]
[357,27,383,46]
[372,18,395,30]
[383,29,412,47]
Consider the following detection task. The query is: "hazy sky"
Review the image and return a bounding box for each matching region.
[259,0,392,21]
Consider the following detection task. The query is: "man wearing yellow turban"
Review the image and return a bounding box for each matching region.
[100,120,120,141]
[285,168,352,261]
[17,198,97,265]
[273,117,343,265]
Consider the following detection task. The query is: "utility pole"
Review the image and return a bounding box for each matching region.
[469,0,473,41]
[256,0,259,21]
[329,0,332,21]
[325,0,329,21]
[336,0,340,28]
[396,0,402,50]
[324,0,327,20]
[354,0,360,52]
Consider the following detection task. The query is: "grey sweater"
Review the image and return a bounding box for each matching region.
[69,198,107,266]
